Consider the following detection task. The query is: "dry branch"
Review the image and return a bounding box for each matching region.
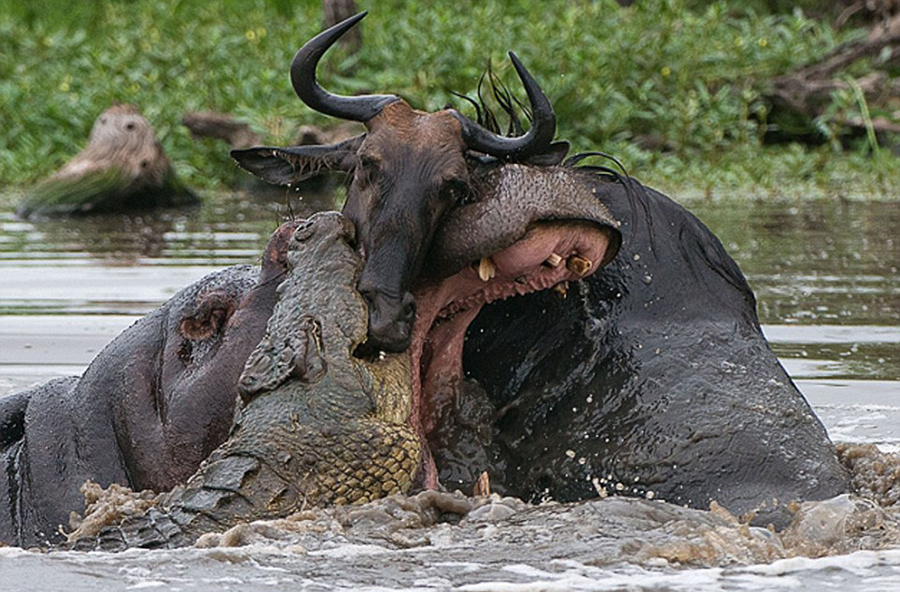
[768,13,900,129]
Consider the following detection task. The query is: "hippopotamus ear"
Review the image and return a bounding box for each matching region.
[238,316,326,404]
[230,134,365,186]
[178,293,237,342]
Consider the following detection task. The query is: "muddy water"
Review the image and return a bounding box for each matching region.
[0,189,898,591]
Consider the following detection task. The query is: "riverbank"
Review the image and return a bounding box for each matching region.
[2,0,900,198]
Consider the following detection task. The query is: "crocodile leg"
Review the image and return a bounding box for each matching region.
[67,419,420,551]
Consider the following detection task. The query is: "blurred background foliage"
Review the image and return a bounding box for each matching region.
[1,0,898,197]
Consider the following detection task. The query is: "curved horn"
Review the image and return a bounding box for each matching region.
[290,12,398,122]
[452,52,556,159]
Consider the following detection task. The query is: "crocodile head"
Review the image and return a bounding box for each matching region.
[233,210,420,508]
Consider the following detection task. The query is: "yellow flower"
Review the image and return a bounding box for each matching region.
[661,66,671,78]
[59,82,70,92]
[758,38,768,48]
[245,29,256,41]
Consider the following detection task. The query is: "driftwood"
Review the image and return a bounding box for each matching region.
[323,0,361,52]
[18,104,196,218]
[766,13,900,140]
[182,111,262,149]
[182,111,363,189]
[182,111,362,149]
[293,121,363,145]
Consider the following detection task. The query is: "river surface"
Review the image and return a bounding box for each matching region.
[0,188,898,591]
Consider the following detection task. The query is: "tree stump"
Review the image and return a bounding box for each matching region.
[17,104,196,218]
[323,0,361,52]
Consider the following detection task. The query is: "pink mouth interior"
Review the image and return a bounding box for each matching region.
[407,221,614,488]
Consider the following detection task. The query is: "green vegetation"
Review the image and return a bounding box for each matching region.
[1,0,898,199]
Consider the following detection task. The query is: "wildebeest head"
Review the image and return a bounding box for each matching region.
[232,12,558,353]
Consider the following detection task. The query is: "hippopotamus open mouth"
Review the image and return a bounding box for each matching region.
[389,164,622,488]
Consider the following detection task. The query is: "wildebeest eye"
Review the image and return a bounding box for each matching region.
[355,156,381,186]
[441,180,471,206]
[358,155,380,171]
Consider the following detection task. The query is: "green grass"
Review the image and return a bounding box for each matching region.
[1,0,898,199]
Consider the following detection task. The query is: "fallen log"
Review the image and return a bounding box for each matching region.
[765,13,900,143]
[182,110,362,149]
[182,111,262,149]
[18,104,197,218]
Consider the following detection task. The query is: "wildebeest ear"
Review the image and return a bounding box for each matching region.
[230,133,365,186]
[521,141,570,166]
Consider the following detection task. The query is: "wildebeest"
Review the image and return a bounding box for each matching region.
[234,12,849,528]
[232,12,562,354]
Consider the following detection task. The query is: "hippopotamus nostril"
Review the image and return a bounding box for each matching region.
[400,292,416,323]
[339,216,357,245]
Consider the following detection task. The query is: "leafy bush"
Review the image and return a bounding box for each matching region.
[0,0,897,196]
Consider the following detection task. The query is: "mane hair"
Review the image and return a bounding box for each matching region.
[452,61,654,253]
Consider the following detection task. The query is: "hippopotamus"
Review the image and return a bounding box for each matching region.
[0,221,299,547]
[233,13,850,530]
[439,171,852,528]
[68,212,421,550]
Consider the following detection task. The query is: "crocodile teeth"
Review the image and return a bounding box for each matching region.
[566,255,593,276]
[553,281,569,298]
[545,253,563,268]
[478,257,496,282]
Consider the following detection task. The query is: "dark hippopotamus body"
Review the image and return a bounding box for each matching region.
[0,222,299,547]
[456,171,850,527]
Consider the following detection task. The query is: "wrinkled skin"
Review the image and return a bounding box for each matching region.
[0,222,299,547]
[1,159,623,549]
[68,212,420,551]
[444,170,851,528]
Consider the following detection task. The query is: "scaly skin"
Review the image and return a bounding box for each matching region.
[68,212,420,551]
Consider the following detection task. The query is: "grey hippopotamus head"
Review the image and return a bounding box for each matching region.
[0,222,299,546]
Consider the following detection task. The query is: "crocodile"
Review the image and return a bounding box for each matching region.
[66,211,420,550]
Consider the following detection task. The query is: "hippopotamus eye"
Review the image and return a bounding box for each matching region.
[441,179,471,206]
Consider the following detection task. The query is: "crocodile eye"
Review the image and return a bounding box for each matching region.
[293,220,316,243]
